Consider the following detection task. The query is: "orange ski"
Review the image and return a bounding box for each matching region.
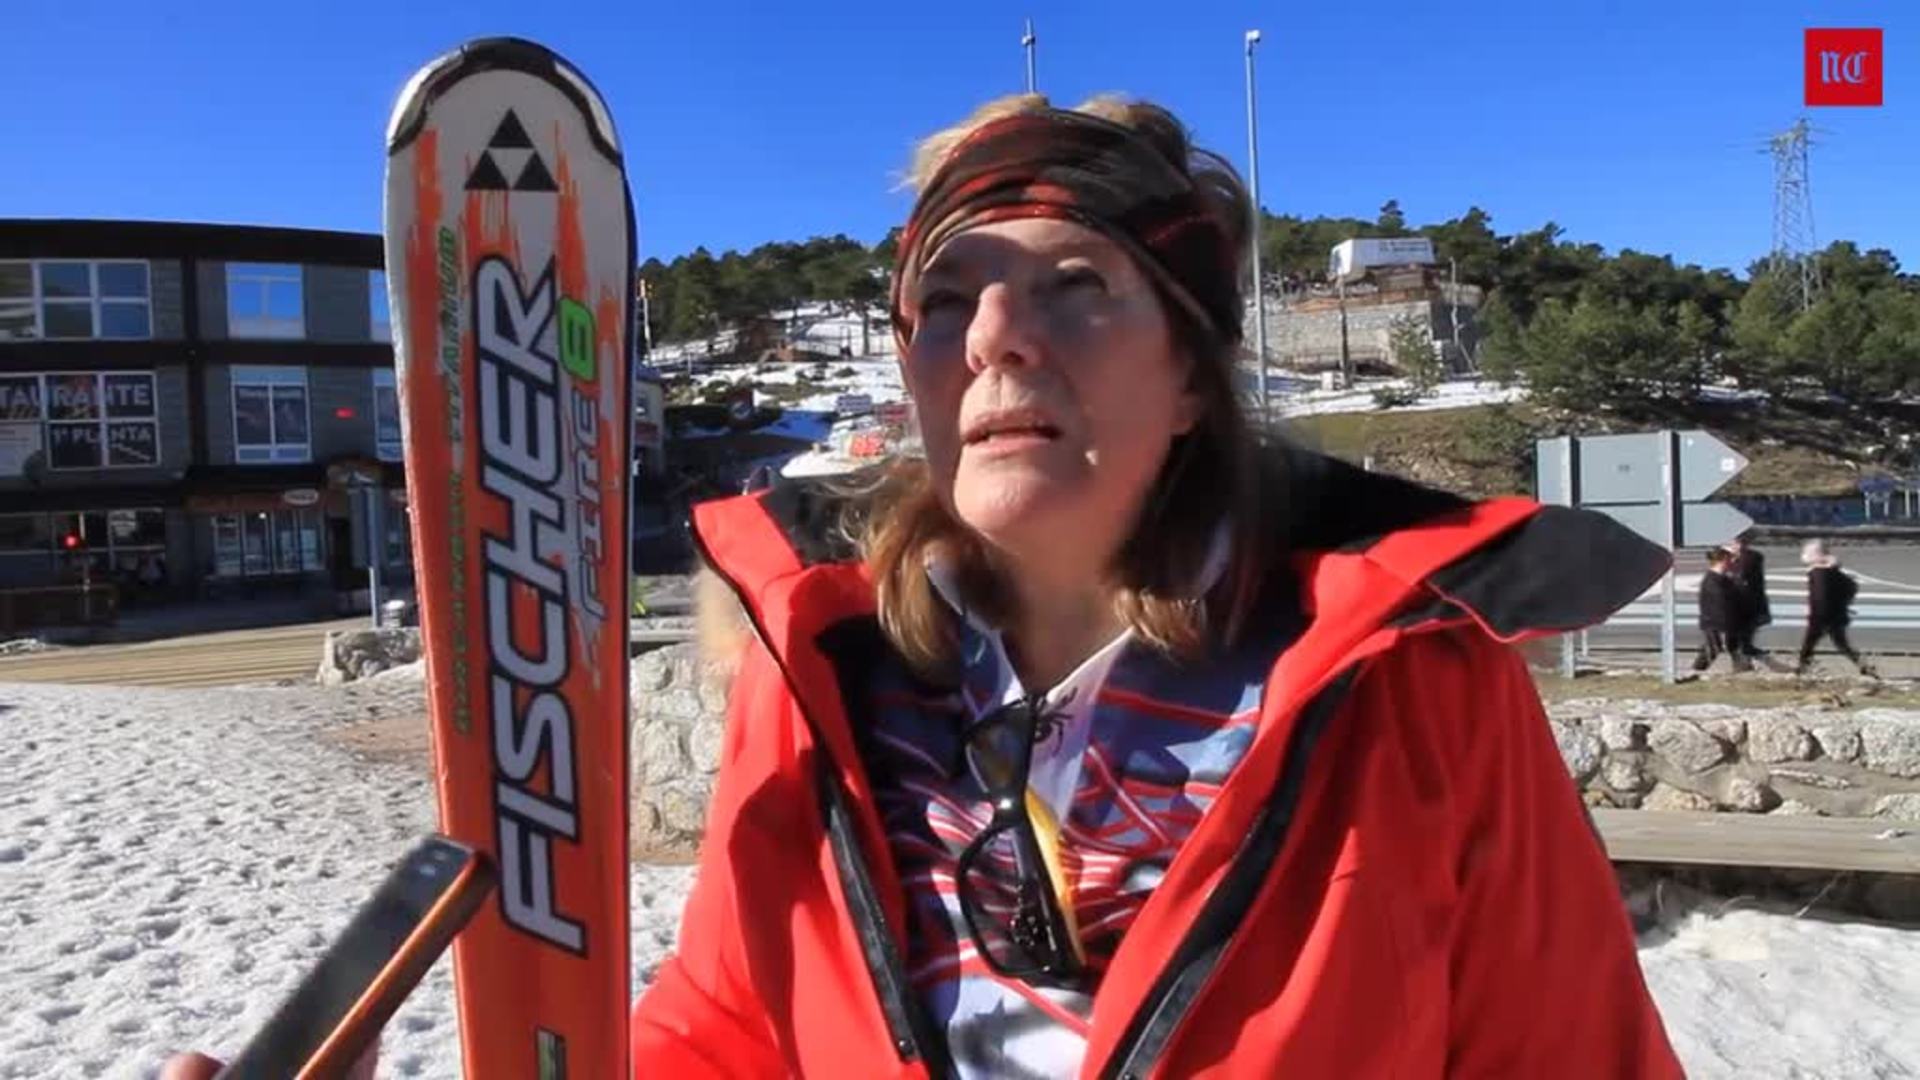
[382,38,632,1079]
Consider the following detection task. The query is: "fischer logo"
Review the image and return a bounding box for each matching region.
[472,254,596,953]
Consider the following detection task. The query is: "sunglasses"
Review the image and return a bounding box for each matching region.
[953,696,1085,988]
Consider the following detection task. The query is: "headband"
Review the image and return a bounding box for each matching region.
[889,109,1242,349]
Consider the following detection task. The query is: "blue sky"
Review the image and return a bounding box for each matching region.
[3,1,1913,275]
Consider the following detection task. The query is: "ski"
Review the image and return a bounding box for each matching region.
[382,37,633,1079]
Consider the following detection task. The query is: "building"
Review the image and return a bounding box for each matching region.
[1253,263,1485,375]
[0,219,407,615]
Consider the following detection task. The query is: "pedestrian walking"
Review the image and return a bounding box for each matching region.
[1797,539,1876,676]
[1725,532,1770,660]
[1694,547,1748,673]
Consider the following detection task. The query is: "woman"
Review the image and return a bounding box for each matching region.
[630,95,1681,1077]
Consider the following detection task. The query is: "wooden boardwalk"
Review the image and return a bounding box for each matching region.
[0,617,358,688]
[1594,808,1920,875]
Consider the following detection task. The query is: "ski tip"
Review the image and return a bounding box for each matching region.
[385,37,622,162]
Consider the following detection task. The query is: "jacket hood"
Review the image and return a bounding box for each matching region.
[691,447,1670,655]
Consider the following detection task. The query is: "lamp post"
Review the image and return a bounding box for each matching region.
[1244,29,1269,423]
[1022,19,1037,94]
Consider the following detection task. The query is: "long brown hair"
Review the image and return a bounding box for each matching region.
[852,93,1277,682]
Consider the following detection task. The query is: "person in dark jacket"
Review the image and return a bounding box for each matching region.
[1694,547,1748,672]
[1725,532,1770,659]
[1798,539,1875,676]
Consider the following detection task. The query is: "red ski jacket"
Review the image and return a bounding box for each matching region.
[632,454,1684,1078]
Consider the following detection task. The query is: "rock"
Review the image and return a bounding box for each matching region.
[688,719,726,774]
[637,723,688,785]
[657,785,711,834]
[1673,703,1744,722]
[1721,776,1774,813]
[1648,720,1727,774]
[1552,722,1605,784]
[697,668,732,715]
[1773,799,1824,816]
[1810,722,1862,763]
[1769,767,1853,791]
[655,688,705,722]
[1643,784,1715,812]
[1870,794,1920,820]
[1860,719,1920,778]
[1748,722,1814,763]
[1700,718,1747,747]
[1603,755,1652,794]
[317,627,422,685]
[1598,717,1647,752]
[633,649,674,693]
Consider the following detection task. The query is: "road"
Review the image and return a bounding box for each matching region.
[0,617,359,688]
[1583,542,1920,672]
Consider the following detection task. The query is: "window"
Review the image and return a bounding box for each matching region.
[0,371,160,471]
[0,260,151,341]
[372,368,402,462]
[210,510,323,577]
[231,366,309,463]
[227,263,304,339]
[0,513,53,554]
[370,270,391,343]
[0,508,165,582]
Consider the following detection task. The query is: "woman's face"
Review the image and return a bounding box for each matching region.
[900,217,1199,564]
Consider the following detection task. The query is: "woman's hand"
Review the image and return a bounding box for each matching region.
[157,1047,377,1079]
[157,1054,222,1080]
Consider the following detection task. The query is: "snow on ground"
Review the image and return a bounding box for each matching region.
[0,679,692,1080]
[682,357,906,416]
[1638,892,1920,1077]
[1275,375,1525,418]
[3,675,1916,1078]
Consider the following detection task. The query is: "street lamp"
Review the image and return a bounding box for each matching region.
[1022,19,1037,94]
[1244,29,1270,424]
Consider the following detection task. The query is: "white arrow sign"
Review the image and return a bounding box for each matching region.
[1590,502,1757,550]
[1679,430,1749,502]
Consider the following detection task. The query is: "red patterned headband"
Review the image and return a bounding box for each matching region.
[889,109,1242,349]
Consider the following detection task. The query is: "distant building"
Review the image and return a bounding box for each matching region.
[0,219,408,614]
[1252,262,1484,375]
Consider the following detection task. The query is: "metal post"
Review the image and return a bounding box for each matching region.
[1337,276,1350,387]
[1661,430,1679,683]
[1449,257,1463,370]
[1559,435,1577,678]
[365,486,386,628]
[1022,20,1037,94]
[1244,29,1269,423]
[79,515,91,623]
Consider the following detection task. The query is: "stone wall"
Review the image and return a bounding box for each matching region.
[629,642,731,859]
[621,650,1920,859]
[1549,699,1920,819]
[1254,294,1480,372]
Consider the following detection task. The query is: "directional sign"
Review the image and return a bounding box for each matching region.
[1592,502,1756,550]
[1533,428,1753,685]
[1537,430,1750,507]
[1679,431,1749,502]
